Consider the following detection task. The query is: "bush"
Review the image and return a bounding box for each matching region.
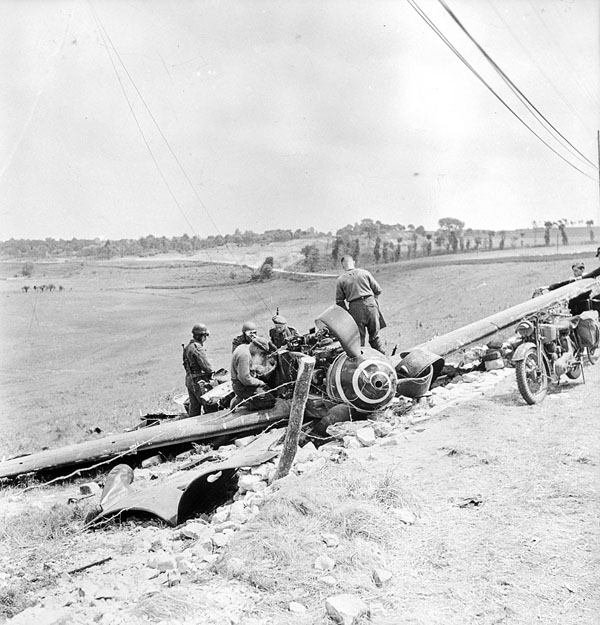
[21,261,34,277]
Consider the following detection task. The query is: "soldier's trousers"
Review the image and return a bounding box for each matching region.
[185,374,209,417]
[348,298,385,353]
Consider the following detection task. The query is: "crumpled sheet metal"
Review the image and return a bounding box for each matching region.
[89,428,285,527]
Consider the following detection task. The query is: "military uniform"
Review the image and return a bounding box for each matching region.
[183,339,214,416]
[230,340,276,411]
[336,267,385,352]
[231,334,249,353]
[269,325,299,349]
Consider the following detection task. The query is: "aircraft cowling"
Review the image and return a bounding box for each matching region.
[325,347,397,413]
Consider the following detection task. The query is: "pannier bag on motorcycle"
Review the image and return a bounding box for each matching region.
[576,310,600,348]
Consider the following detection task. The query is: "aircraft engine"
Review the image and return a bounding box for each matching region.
[325,347,397,413]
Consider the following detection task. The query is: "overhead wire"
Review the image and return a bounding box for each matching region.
[438,0,597,171]
[88,1,275,325]
[405,0,597,183]
[526,0,597,111]
[485,0,594,137]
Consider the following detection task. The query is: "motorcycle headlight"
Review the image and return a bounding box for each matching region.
[516,319,534,337]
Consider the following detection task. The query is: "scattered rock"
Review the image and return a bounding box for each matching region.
[377,436,400,447]
[176,521,211,540]
[228,500,249,523]
[343,436,362,450]
[314,555,336,571]
[175,554,195,574]
[250,462,276,480]
[356,426,376,447]
[212,533,230,548]
[372,568,393,587]
[288,601,307,613]
[325,594,370,625]
[238,474,267,493]
[394,508,416,525]
[141,454,163,468]
[211,506,230,524]
[94,586,116,600]
[79,482,101,496]
[371,421,393,438]
[5,606,72,625]
[147,552,177,571]
[409,414,431,425]
[321,533,340,548]
[326,421,360,439]
[295,441,318,463]
[134,468,152,480]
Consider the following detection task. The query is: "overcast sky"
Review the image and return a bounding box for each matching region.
[1,0,598,241]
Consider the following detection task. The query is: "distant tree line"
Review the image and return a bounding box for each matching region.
[0,227,327,260]
[297,217,596,273]
[3,217,595,273]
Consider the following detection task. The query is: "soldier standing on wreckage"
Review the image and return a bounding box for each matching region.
[335,254,386,353]
[182,324,214,417]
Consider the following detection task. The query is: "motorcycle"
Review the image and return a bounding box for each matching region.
[511,310,597,405]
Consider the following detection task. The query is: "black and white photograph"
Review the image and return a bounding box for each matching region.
[1,1,599,623]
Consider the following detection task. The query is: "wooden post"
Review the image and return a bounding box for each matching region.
[272,355,316,481]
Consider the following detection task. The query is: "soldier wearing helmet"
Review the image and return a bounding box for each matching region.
[231,321,258,352]
[182,323,214,417]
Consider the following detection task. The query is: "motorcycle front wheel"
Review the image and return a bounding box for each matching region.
[515,347,549,405]
[587,345,599,365]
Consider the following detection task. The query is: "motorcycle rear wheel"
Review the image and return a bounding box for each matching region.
[515,347,548,405]
[587,345,599,365]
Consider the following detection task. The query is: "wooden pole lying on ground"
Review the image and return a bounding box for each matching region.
[0,400,291,480]
[273,355,316,482]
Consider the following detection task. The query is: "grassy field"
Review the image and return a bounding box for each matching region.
[0,251,599,623]
[0,251,595,458]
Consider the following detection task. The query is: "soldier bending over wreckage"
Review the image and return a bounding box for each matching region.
[230,336,277,411]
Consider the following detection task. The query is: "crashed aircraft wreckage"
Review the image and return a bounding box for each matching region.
[0,273,598,482]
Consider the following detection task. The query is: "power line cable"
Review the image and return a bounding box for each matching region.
[526,0,597,110]
[88,2,275,324]
[405,0,597,182]
[485,0,594,137]
[438,0,597,171]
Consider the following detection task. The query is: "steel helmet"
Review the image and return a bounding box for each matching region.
[192,323,209,336]
[241,321,257,333]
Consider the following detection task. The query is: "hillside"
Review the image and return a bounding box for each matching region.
[1,250,599,624]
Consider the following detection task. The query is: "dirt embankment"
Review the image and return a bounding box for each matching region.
[2,362,598,625]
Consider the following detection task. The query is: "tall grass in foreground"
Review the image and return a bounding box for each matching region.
[0,494,89,618]
[213,460,419,624]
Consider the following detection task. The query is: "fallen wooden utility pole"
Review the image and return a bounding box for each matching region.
[273,356,316,481]
[415,276,599,358]
[0,400,291,480]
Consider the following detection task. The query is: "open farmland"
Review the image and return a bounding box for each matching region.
[0,251,597,457]
[0,251,599,624]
